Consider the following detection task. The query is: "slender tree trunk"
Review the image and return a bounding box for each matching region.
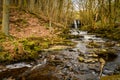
[108,0,112,27]
[2,0,10,35]
[0,0,2,20]
[29,0,34,12]
[18,0,22,9]
[113,0,118,25]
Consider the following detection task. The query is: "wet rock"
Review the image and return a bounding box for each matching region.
[116,43,120,47]
[18,64,60,80]
[49,60,63,66]
[49,55,56,60]
[94,48,118,61]
[62,68,70,75]
[0,65,6,70]
[3,77,15,80]
[6,63,32,69]
[103,69,114,75]
[84,58,98,63]
[87,53,98,58]
[113,46,120,51]
[78,56,98,63]
[83,35,96,40]
[79,52,85,57]
[79,63,89,71]
[76,73,98,80]
[0,65,7,72]
[64,62,72,68]
[0,67,28,79]
[114,65,120,74]
[99,58,106,77]
[104,41,116,47]
[87,41,101,48]
[54,55,64,61]
[68,49,77,52]
[99,58,106,64]
[88,63,100,72]
[78,56,84,62]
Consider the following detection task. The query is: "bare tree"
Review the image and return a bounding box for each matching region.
[2,0,10,35]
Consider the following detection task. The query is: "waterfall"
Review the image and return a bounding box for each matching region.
[74,20,78,29]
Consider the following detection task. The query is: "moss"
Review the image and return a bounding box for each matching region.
[0,52,13,62]
[61,40,75,46]
[80,25,90,31]
[94,48,118,61]
[0,38,40,62]
[87,41,101,48]
[0,32,7,42]
[80,23,120,41]
[0,45,3,52]
[0,33,74,63]
[21,40,40,53]
[101,74,120,80]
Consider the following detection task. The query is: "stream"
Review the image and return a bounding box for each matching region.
[0,29,120,80]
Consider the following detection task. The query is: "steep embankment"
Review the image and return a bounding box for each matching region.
[0,10,73,64]
[81,23,120,41]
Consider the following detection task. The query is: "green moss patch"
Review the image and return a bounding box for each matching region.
[0,35,74,63]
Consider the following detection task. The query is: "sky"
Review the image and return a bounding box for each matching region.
[72,0,86,11]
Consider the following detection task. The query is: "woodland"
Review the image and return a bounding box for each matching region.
[0,0,120,80]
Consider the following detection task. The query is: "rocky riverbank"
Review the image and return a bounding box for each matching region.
[0,29,120,80]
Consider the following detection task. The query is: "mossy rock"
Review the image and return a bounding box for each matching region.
[60,34,81,39]
[101,74,120,80]
[43,45,70,51]
[87,41,101,48]
[18,64,59,80]
[78,56,84,62]
[94,48,118,61]
[55,40,74,46]
[104,41,115,47]
[94,48,117,55]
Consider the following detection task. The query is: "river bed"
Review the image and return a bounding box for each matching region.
[0,29,120,80]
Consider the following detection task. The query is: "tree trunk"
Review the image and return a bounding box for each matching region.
[18,0,22,9]
[0,0,2,20]
[2,0,10,35]
[29,0,34,12]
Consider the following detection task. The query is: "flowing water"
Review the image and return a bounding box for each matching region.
[74,20,78,29]
[0,29,120,80]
